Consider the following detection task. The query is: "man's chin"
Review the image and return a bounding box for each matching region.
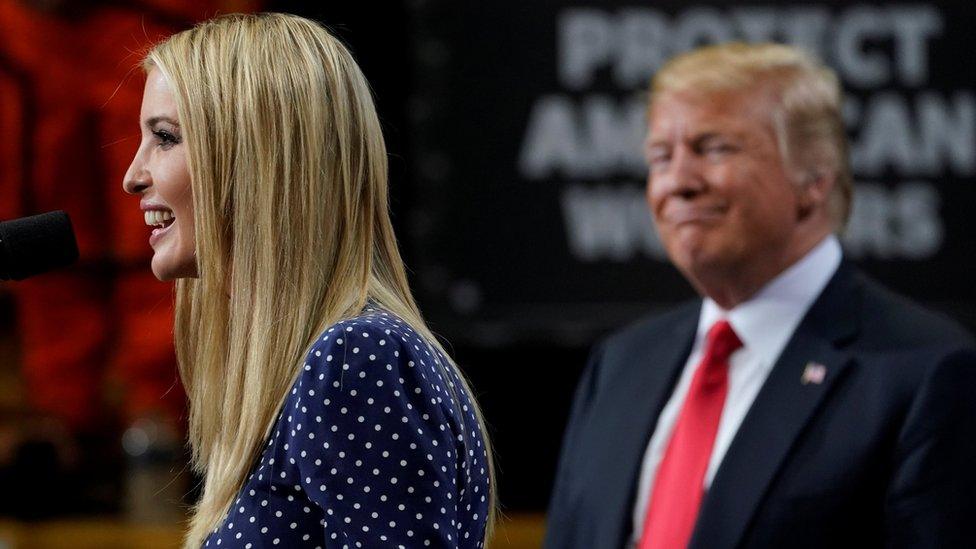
[664,231,721,267]
[668,245,736,283]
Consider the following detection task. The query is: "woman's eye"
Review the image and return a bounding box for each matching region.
[152,129,181,149]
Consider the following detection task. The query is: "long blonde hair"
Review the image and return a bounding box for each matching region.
[144,13,495,546]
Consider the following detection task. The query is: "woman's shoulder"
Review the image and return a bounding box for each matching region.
[292,306,460,413]
[273,308,490,547]
[281,305,479,462]
[314,307,429,352]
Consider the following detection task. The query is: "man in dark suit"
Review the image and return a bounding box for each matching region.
[544,42,976,549]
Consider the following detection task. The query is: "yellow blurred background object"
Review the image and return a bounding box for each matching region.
[0,514,545,549]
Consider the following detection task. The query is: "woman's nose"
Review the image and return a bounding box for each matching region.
[123,161,150,195]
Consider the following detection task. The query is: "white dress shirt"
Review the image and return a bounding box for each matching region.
[629,235,842,547]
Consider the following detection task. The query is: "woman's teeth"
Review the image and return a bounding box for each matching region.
[145,210,175,227]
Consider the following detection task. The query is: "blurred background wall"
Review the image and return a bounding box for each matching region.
[1,0,973,546]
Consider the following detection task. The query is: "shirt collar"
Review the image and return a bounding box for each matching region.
[697,235,843,365]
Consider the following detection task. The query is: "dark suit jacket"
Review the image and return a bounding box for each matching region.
[544,262,976,548]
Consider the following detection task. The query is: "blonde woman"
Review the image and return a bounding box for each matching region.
[122,13,494,548]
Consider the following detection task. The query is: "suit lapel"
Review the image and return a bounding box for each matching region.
[586,303,700,548]
[689,262,862,549]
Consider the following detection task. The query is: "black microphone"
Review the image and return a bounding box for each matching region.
[0,211,79,281]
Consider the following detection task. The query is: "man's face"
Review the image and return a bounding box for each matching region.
[646,88,811,294]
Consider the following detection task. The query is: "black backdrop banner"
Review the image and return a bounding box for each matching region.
[272,0,976,513]
[407,0,976,347]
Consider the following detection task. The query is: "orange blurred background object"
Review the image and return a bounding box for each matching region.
[0,0,260,520]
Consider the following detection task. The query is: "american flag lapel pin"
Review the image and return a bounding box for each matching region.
[801,362,827,385]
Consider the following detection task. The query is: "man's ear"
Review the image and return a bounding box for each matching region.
[796,166,835,222]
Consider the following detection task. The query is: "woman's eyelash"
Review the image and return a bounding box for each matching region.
[152,129,182,146]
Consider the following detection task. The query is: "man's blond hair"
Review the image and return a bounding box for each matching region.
[651,42,852,228]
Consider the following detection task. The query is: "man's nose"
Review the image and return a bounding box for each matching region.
[653,146,706,199]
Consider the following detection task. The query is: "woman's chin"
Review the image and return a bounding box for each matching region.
[151,254,198,281]
[150,259,177,281]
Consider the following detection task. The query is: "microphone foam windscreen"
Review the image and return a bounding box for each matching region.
[0,211,80,280]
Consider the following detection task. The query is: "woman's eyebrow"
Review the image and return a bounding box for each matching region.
[144,115,180,128]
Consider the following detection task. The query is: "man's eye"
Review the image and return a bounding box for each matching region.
[647,150,671,170]
[702,143,735,156]
[649,156,670,171]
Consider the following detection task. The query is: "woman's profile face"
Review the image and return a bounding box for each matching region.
[123,68,197,280]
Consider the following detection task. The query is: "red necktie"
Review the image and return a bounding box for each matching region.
[639,319,743,549]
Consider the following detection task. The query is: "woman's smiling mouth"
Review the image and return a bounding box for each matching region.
[144,209,176,245]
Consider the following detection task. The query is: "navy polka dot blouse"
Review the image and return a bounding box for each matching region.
[203,308,490,548]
